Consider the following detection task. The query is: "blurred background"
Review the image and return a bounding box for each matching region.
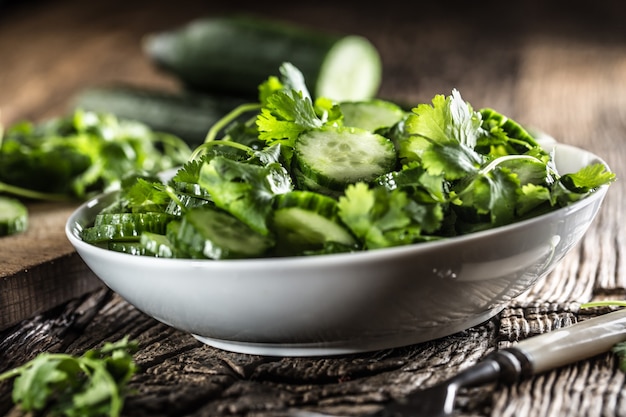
[1,0,625,132]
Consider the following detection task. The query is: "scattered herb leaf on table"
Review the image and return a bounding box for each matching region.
[0,111,192,236]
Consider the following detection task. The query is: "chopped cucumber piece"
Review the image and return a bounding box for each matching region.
[340,99,407,132]
[82,212,173,243]
[272,191,356,255]
[140,231,176,258]
[108,241,145,255]
[295,126,397,190]
[177,206,274,259]
[174,181,212,200]
[165,193,211,216]
[0,196,28,236]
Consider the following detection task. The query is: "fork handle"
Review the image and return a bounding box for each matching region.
[492,308,626,379]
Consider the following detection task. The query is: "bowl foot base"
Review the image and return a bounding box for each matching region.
[191,307,502,356]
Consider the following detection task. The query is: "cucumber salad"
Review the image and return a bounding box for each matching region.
[81,63,615,259]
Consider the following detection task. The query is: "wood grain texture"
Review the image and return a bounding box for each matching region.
[2,0,626,416]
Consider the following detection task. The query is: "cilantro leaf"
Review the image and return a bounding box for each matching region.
[278,61,312,101]
[0,110,190,201]
[124,178,171,213]
[560,163,616,193]
[404,89,484,148]
[400,89,485,180]
[338,182,443,249]
[453,167,520,229]
[0,336,138,417]
[256,63,342,153]
[376,163,447,203]
[198,156,292,235]
[421,142,483,180]
[256,89,323,147]
[516,183,552,216]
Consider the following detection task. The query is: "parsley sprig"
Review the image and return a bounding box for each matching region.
[0,337,138,417]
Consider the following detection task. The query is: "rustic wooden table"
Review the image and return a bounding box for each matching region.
[2,1,626,416]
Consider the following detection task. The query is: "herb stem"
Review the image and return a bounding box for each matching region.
[0,181,73,202]
[163,184,186,213]
[580,301,626,309]
[190,139,254,161]
[479,154,541,175]
[203,103,262,144]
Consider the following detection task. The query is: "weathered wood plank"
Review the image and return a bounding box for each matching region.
[0,201,103,330]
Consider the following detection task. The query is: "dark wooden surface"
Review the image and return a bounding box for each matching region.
[2,1,626,416]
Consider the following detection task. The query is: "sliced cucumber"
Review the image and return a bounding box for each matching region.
[81,224,142,243]
[143,15,381,101]
[272,191,356,255]
[93,212,173,227]
[108,241,145,255]
[176,206,274,259]
[165,193,211,216]
[339,99,407,132]
[292,167,342,198]
[82,212,173,243]
[0,196,28,236]
[164,220,187,257]
[140,231,176,258]
[294,126,397,191]
[173,181,212,200]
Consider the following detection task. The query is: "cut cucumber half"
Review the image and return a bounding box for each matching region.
[0,196,28,236]
[143,15,381,101]
[177,206,274,259]
[294,126,397,190]
[340,99,407,132]
[316,35,382,101]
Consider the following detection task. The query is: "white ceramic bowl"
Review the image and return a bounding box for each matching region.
[66,143,610,357]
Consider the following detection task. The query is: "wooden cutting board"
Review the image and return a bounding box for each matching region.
[0,200,103,331]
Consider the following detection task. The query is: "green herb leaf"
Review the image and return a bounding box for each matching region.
[0,336,138,417]
[198,156,292,235]
[338,182,443,249]
[0,110,191,201]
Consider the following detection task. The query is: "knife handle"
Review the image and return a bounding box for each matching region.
[493,308,626,379]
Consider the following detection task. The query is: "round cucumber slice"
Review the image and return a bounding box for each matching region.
[178,207,274,259]
[272,191,357,255]
[340,99,407,132]
[295,126,397,190]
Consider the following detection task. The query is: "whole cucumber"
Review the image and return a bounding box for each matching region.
[72,86,246,145]
[142,15,382,101]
